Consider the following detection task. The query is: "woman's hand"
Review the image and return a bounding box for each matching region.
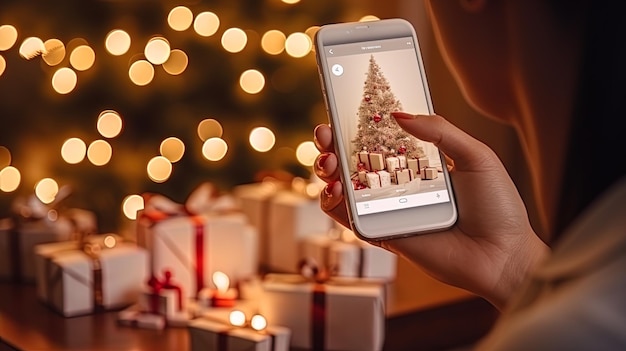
[313,112,549,309]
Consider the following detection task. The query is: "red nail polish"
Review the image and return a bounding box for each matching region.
[317,153,330,169]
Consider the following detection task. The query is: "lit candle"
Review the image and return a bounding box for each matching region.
[211,271,237,307]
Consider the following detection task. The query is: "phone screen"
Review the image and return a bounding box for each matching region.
[321,36,452,216]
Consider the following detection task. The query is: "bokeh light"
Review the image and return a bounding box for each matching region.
[51,67,77,94]
[250,314,267,331]
[162,49,188,75]
[0,56,5,77]
[160,137,185,163]
[0,25,18,51]
[97,110,123,138]
[296,141,318,166]
[202,137,228,161]
[87,140,112,166]
[261,30,286,55]
[122,194,144,220]
[61,137,87,164]
[0,146,10,167]
[249,127,275,152]
[19,37,45,60]
[35,178,59,204]
[194,11,220,37]
[144,37,171,65]
[305,26,320,51]
[229,310,246,327]
[168,6,193,31]
[285,32,312,58]
[239,69,265,94]
[69,45,95,71]
[197,119,223,141]
[42,39,65,66]
[221,28,247,53]
[147,156,172,183]
[103,235,117,248]
[359,15,380,22]
[0,166,20,192]
[129,60,154,86]
[105,29,131,56]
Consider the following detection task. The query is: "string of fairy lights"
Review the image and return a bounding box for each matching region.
[0,0,380,220]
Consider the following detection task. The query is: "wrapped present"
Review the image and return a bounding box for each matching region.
[137,212,258,299]
[357,151,385,172]
[420,167,439,180]
[397,155,407,169]
[266,190,334,273]
[41,241,148,317]
[137,270,191,326]
[188,315,291,351]
[394,168,416,185]
[407,157,430,175]
[300,232,397,282]
[260,273,385,351]
[365,171,391,189]
[385,156,400,173]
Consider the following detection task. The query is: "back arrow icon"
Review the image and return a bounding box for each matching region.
[329,49,334,54]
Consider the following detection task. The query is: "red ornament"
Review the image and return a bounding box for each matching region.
[398,145,407,154]
[364,95,371,102]
[373,113,382,123]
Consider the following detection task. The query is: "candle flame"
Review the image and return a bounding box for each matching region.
[250,314,267,331]
[229,310,246,327]
[212,271,230,292]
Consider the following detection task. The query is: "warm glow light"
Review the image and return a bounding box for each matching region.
[61,137,87,164]
[250,314,267,331]
[147,156,172,183]
[202,137,228,161]
[261,30,286,55]
[281,0,301,3]
[103,235,117,248]
[306,182,323,198]
[105,29,131,56]
[249,127,275,152]
[144,37,171,65]
[212,271,229,292]
[87,140,112,166]
[221,28,247,53]
[296,141,319,167]
[0,146,10,167]
[359,15,380,22]
[0,56,5,77]
[0,25,18,51]
[197,119,223,141]
[70,45,95,71]
[162,49,188,75]
[52,67,77,94]
[305,26,320,51]
[19,37,45,59]
[0,166,20,192]
[194,11,220,37]
[97,110,123,138]
[35,178,59,204]
[122,194,144,220]
[160,137,185,163]
[285,32,312,58]
[168,6,194,31]
[129,60,154,86]
[42,39,65,66]
[239,69,265,94]
[229,310,246,327]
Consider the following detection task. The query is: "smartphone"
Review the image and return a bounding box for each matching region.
[315,18,457,241]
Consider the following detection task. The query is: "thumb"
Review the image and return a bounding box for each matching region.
[391,112,497,172]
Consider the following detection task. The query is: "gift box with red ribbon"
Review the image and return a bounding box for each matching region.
[38,239,148,317]
[357,150,385,172]
[136,183,259,299]
[259,273,386,351]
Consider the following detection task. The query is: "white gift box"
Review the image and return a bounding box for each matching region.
[260,274,385,351]
[300,235,397,282]
[137,212,259,298]
[266,191,334,273]
[189,318,291,351]
[385,157,400,173]
[397,155,407,169]
[43,243,148,317]
[394,168,416,185]
[366,171,391,189]
[421,167,439,180]
[357,151,385,172]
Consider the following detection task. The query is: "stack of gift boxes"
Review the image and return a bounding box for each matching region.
[0,179,398,350]
[354,149,439,190]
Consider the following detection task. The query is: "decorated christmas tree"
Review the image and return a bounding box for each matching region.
[352,55,424,159]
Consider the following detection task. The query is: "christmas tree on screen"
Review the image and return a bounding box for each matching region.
[352,55,424,158]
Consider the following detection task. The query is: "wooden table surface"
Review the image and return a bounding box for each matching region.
[0,258,498,351]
